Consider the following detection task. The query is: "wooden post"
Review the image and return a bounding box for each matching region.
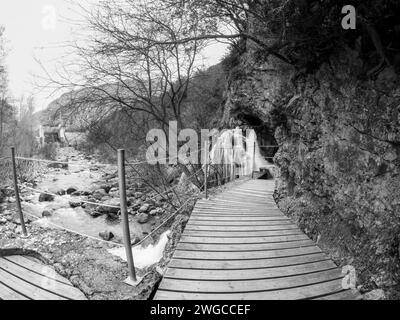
[118,149,137,283]
[11,147,27,236]
[204,141,209,199]
[252,141,256,179]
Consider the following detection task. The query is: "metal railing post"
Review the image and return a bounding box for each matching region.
[118,149,137,284]
[252,141,256,179]
[204,141,209,199]
[11,147,27,236]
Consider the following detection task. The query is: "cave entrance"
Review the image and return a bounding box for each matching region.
[237,113,279,164]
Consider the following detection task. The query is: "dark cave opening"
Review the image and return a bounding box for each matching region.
[236,113,279,163]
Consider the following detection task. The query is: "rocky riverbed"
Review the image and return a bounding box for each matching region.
[4,147,183,245]
[0,147,200,299]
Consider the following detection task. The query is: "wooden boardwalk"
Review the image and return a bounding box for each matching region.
[0,255,87,300]
[155,179,360,300]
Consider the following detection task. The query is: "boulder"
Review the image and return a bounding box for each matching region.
[99,231,114,241]
[139,203,151,213]
[50,188,66,196]
[137,212,150,224]
[48,162,68,169]
[42,210,52,218]
[66,186,78,195]
[131,236,141,245]
[8,197,16,203]
[363,289,386,300]
[72,190,91,197]
[149,208,164,216]
[97,199,120,214]
[12,216,31,225]
[134,192,144,198]
[69,201,83,208]
[87,210,103,218]
[92,189,108,200]
[39,193,55,202]
[0,189,6,203]
[99,185,112,193]
[0,217,7,225]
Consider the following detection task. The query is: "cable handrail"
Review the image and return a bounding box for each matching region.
[20,185,121,209]
[15,156,114,168]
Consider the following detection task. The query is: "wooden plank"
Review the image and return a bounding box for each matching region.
[173,246,321,260]
[184,225,299,232]
[183,230,303,238]
[315,289,362,300]
[165,260,338,280]
[176,239,315,251]
[193,208,277,212]
[0,268,67,300]
[168,253,330,270]
[192,212,283,217]
[198,200,276,206]
[207,202,275,207]
[0,258,86,300]
[188,220,294,226]
[154,279,344,300]
[190,216,290,221]
[5,256,71,285]
[159,268,342,292]
[154,179,359,300]
[0,282,30,300]
[180,234,309,244]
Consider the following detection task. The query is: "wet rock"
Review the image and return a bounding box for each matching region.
[66,186,78,195]
[99,231,114,241]
[48,162,68,169]
[8,197,16,203]
[139,204,151,213]
[39,193,55,202]
[42,210,52,218]
[149,208,164,216]
[137,212,150,224]
[363,289,386,300]
[87,210,103,218]
[50,188,66,196]
[12,216,31,225]
[69,201,83,208]
[97,199,120,214]
[92,189,108,200]
[134,192,144,198]
[72,190,91,197]
[99,185,112,193]
[131,236,141,245]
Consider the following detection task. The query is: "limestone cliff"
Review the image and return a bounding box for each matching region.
[222,19,400,299]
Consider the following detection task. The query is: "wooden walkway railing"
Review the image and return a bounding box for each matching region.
[154,179,361,300]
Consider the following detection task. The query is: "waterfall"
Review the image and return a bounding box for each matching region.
[208,128,273,178]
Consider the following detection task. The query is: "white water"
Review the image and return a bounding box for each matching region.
[209,128,273,175]
[108,231,171,269]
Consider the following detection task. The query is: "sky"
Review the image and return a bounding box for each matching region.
[0,0,228,111]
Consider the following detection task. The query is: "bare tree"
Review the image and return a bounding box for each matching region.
[42,0,209,136]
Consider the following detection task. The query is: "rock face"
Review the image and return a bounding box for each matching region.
[223,44,400,296]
